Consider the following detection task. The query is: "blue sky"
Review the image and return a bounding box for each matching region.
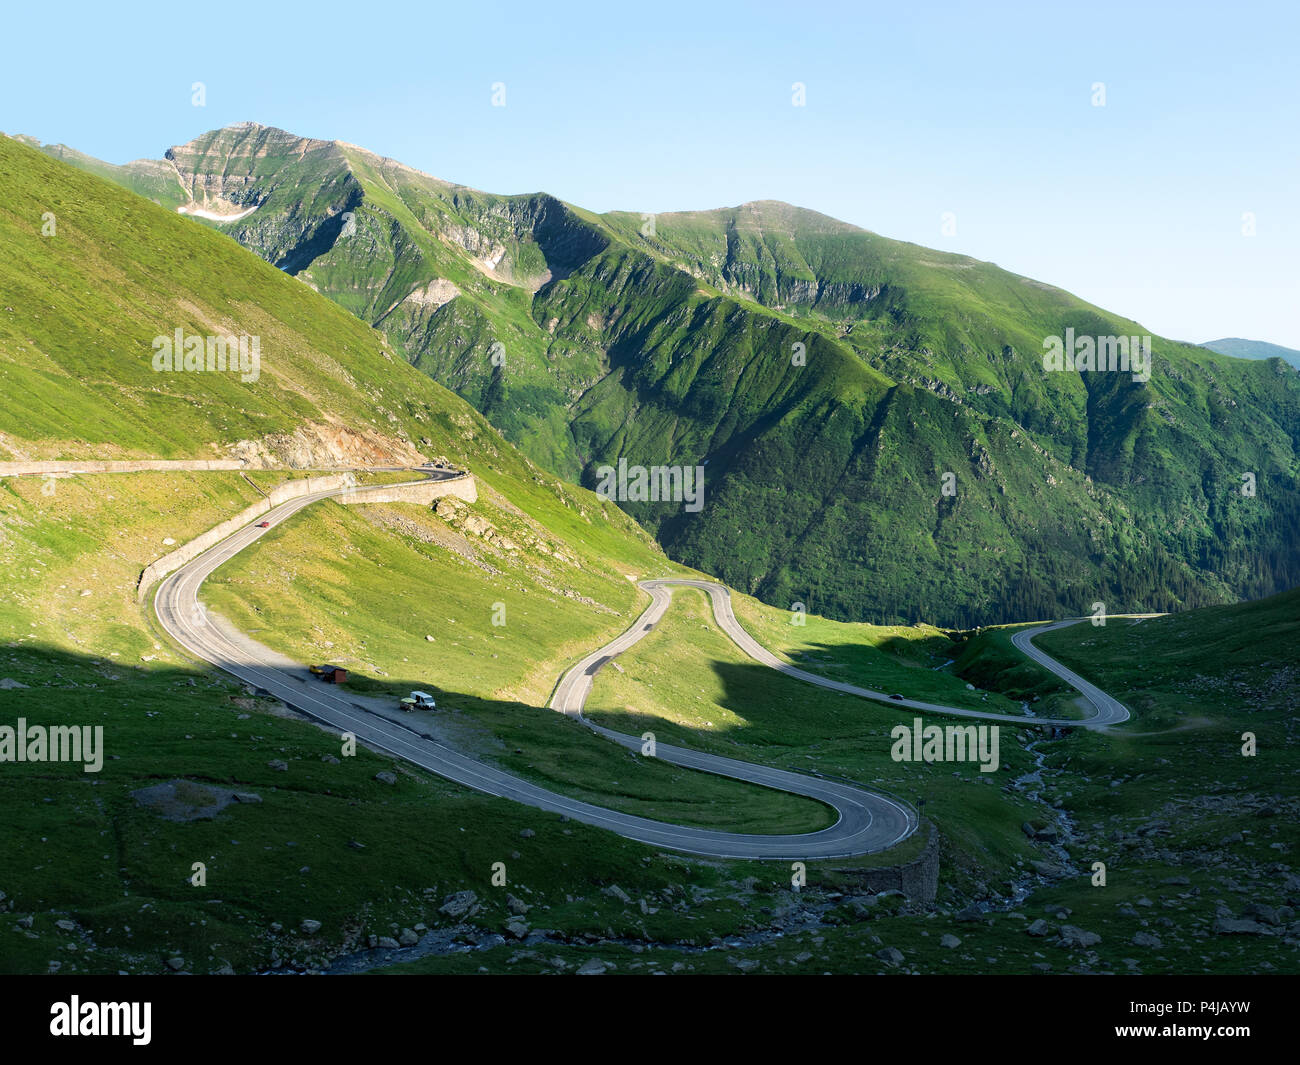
[5,0,1297,347]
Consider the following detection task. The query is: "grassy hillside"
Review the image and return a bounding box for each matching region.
[0,142,928,975]
[0,132,475,464]
[15,135,190,211]
[198,482,837,834]
[582,587,1041,877]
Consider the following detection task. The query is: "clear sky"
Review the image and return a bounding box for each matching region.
[4,0,1297,347]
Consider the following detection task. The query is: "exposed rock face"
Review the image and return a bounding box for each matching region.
[225,422,425,469]
[165,123,363,275]
[402,279,461,310]
[166,122,341,210]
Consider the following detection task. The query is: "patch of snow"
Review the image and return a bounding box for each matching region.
[178,203,258,223]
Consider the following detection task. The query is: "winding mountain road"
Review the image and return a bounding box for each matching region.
[152,474,1128,860]
[553,579,1130,728]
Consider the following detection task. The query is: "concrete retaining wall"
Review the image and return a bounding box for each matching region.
[336,477,477,507]
[136,473,476,602]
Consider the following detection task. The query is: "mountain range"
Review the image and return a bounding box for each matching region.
[1201,337,1300,371]
[14,123,1300,627]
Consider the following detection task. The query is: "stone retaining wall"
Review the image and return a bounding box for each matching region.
[839,821,940,903]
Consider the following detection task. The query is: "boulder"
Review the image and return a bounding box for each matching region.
[602,884,632,904]
[1058,925,1102,949]
[439,890,479,919]
[1213,917,1268,935]
[1243,902,1281,926]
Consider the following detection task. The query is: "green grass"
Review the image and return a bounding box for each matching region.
[4,467,1297,974]
[0,132,537,473]
[951,623,1089,720]
[0,467,837,974]
[731,593,1044,715]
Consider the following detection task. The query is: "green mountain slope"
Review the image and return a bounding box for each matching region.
[13,134,190,212]
[38,124,1300,627]
[0,133,457,463]
[0,130,672,570]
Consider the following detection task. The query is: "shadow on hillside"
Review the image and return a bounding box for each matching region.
[0,641,846,826]
[580,643,1036,754]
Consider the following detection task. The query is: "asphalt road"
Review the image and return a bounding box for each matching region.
[553,579,1130,728]
[1009,621,1132,726]
[153,474,916,859]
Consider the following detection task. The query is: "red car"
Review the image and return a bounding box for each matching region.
[256,521,271,528]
